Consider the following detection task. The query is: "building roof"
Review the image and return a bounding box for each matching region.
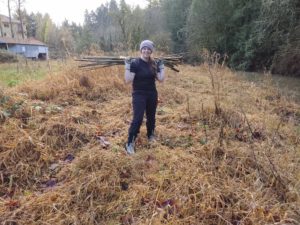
[0,37,47,46]
[0,14,21,24]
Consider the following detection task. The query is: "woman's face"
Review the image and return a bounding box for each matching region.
[141,47,152,59]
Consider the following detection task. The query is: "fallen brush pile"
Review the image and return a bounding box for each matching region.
[0,64,299,225]
[76,55,183,72]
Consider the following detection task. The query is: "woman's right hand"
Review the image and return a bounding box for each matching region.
[125,57,131,70]
[157,59,164,70]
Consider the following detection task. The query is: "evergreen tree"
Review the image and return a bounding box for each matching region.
[162,0,192,53]
[25,13,37,38]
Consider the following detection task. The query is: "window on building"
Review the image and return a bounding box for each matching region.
[3,22,9,28]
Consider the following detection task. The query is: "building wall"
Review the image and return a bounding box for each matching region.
[0,15,27,39]
[8,44,48,59]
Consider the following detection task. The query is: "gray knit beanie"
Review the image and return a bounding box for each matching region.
[140,40,154,52]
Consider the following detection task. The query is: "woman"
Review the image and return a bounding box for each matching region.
[124,40,165,155]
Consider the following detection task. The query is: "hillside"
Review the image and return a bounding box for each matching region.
[0,63,299,224]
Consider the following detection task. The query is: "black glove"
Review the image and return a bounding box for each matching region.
[156,59,164,70]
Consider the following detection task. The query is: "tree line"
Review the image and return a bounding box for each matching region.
[9,0,300,76]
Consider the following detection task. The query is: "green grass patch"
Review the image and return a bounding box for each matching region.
[0,59,67,87]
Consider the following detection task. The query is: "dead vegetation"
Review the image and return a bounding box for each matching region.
[0,50,18,63]
[0,60,299,225]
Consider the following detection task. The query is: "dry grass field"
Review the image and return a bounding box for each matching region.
[0,62,299,224]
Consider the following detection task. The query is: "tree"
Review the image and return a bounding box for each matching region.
[185,0,299,74]
[187,0,262,69]
[15,0,25,39]
[7,0,14,38]
[251,0,298,71]
[107,0,121,50]
[222,0,261,70]
[58,20,75,56]
[265,0,300,75]
[25,12,37,37]
[162,0,192,53]
[35,13,51,42]
[117,0,131,45]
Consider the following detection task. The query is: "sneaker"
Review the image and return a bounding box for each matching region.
[148,134,156,143]
[125,142,135,155]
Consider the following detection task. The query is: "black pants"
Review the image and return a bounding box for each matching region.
[127,90,158,144]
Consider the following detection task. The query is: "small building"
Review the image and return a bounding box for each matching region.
[0,37,48,60]
[0,14,48,60]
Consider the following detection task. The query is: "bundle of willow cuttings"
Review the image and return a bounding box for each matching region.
[76,55,183,72]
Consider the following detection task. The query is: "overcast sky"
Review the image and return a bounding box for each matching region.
[0,0,148,25]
